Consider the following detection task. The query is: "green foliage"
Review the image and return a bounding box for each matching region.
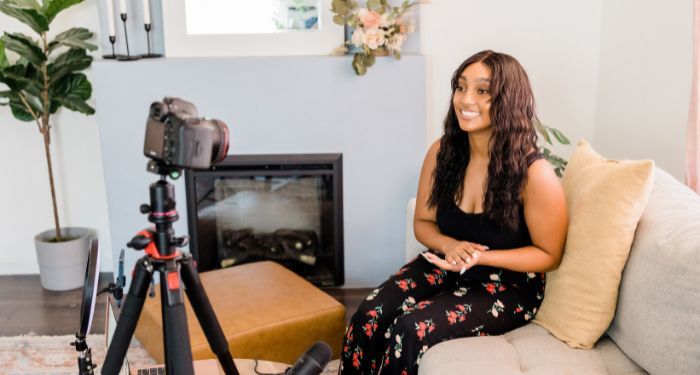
[0,0,94,241]
[0,0,94,122]
[534,120,571,178]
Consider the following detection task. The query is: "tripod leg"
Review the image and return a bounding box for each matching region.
[180,255,239,375]
[102,257,152,374]
[160,260,195,375]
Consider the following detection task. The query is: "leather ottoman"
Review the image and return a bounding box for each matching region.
[134,261,346,365]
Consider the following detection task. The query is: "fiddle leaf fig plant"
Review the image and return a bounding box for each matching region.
[534,120,570,178]
[0,0,96,241]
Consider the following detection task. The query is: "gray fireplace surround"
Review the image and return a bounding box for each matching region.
[93,55,425,287]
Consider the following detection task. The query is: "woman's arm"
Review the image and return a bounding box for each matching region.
[479,159,568,272]
[414,140,487,265]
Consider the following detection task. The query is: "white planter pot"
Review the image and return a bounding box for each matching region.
[34,227,94,291]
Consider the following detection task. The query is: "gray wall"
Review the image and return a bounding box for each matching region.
[93,55,426,287]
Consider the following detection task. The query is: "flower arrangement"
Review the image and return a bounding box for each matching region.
[331,0,426,75]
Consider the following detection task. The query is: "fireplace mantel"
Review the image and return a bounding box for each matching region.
[93,55,425,287]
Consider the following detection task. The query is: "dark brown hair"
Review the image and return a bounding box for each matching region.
[428,50,538,230]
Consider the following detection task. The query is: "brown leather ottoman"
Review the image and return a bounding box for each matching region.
[134,261,346,365]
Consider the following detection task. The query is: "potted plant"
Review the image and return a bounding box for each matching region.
[0,0,97,290]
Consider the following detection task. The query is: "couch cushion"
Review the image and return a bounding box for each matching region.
[533,140,654,349]
[418,323,646,374]
[606,168,700,374]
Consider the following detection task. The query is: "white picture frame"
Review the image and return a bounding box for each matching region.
[162,0,344,57]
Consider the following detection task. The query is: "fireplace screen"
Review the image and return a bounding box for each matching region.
[185,154,343,286]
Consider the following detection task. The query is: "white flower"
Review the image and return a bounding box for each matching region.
[491,309,499,318]
[351,27,365,48]
[395,334,402,343]
[496,299,504,308]
[361,28,386,50]
[386,33,406,52]
[490,273,500,281]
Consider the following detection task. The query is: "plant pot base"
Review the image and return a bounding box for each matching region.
[35,227,94,291]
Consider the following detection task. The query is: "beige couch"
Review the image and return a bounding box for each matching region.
[405,167,700,374]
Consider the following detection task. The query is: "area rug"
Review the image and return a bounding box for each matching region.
[0,334,340,374]
[0,334,156,374]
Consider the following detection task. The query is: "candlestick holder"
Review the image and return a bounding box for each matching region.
[103,35,117,59]
[117,13,140,61]
[140,24,162,58]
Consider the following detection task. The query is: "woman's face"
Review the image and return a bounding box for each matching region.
[453,61,492,134]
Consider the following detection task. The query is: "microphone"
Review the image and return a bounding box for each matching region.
[285,341,332,375]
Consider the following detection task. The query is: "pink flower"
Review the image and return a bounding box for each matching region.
[361,28,386,50]
[358,9,383,29]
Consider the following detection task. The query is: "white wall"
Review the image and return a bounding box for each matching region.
[594,0,692,179]
[0,1,114,273]
[420,0,604,158]
[0,0,694,276]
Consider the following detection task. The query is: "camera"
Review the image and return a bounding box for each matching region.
[143,97,229,170]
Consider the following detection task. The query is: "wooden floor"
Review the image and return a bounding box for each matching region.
[0,274,371,336]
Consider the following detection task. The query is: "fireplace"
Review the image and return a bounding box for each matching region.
[184,154,343,286]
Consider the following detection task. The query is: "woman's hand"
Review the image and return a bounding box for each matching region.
[442,240,489,266]
[422,251,482,274]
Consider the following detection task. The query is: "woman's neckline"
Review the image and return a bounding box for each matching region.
[453,201,485,216]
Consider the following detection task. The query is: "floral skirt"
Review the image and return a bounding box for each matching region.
[340,253,545,375]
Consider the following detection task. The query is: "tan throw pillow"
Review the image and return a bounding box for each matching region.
[533,139,654,349]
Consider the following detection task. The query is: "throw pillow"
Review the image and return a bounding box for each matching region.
[533,139,654,349]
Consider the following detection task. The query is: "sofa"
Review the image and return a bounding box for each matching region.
[404,167,700,374]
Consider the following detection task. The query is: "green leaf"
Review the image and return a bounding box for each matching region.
[48,47,92,82]
[352,53,367,75]
[0,40,8,68]
[51,72,91,101]
[56,96,93,114]
[2,63,31,90]
[331,0,356,16]
[548,126,571,145]
[43,0,84,23]
[332,14,345,25]
[48,27,96,52]
[0,89,11,104]
[1,33,46,66]
[533,119,551,145]
[7,0,41,10]
[6,92,36,121]
[365,52,376,67]
[0,3,49,33]
[393,50,401,60]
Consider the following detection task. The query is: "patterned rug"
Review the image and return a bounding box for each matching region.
[0,334,156,374]
[0,334,341,374]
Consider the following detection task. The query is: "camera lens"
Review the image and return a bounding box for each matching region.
[209,119,229,165]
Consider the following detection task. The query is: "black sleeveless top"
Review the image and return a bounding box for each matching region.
[435,154,545,287]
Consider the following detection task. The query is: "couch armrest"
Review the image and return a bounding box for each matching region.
[406,198,428,262]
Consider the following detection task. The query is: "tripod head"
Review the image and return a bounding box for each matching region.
[128,163,189,258]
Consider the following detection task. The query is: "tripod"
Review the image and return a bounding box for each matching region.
[102,166,238,375]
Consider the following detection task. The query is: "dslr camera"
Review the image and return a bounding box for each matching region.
[143,97,229,171]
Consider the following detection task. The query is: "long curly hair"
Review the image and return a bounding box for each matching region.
[428,50,538,231]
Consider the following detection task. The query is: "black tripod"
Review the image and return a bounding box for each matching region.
[102,166,238,375]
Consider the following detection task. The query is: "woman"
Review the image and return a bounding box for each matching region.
[340,50,568,375]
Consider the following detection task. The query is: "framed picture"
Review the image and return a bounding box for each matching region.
[162,0,343,57]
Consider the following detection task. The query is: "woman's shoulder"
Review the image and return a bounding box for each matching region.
[523,157,563,202]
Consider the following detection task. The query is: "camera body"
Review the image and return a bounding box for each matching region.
[144,97,229,170]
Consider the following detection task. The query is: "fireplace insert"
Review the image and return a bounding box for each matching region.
[184,154,343,286]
